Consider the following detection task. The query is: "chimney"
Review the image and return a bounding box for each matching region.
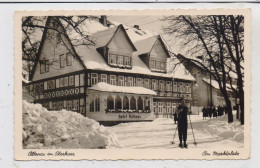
[100,15,107,27]
[134,25,140,29]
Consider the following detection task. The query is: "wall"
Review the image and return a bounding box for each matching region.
[32,20,84,81]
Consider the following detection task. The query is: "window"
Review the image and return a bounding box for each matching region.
[150,60,155,69]
[159,80,164,91]
[127,77,133,86]
[123,96,129,110]
[110,75,116,85]
[44,81,47,90]
[47,80,55,90]
[118,76,124,86]
[60,54,66,68]
[45,60,50,72]
[109,54,117,64]
[95,97,100,112]
[166,81,171,91]
[156,61,161,70]
[161,62,165,71]
[91,73,98,86]
[152,79,157,90]
[60,78,64,87]
[137,97,143,110]
[40,61,45,74]
[73,99,79,112]
[118,56,123,65]
[172,103,176,113]
[69,76,74,86]
[115,95,122,110]
[153,102,157,113]
[107,95,114,110]
[64,77,68,87]
[124,57,131,66]
[66,53,72,66]
[173,82,177,92]
[166,102,171,113]
[130,96,136,110]
[158,102,163,113]
[144,78,150,89]
[136,78,142,87]
[101,74,107,83]
[90,99,95,112]
[186,83,191,93]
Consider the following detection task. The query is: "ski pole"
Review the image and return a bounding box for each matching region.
[171,122,178,144]
[188,114,197,145]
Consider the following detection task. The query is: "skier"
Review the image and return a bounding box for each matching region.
[177,99,188,148]
[213,106,217,118]
[173,112,178,124]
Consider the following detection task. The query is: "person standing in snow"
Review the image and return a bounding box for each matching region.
[177,99,188,148]
[202,106,207,120]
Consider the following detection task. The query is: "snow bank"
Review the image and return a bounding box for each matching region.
[193,114,244,144]
[22,101,119,149]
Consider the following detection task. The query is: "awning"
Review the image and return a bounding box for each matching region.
[88,82,157,95]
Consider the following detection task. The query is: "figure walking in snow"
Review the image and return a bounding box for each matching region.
[177,99,188,148]
[173,112,178,124]
[202,106,207,120]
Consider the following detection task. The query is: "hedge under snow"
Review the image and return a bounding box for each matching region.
[22,101,119,149]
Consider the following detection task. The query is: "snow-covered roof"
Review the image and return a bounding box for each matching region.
[91,26,118,47]
[202,78,236,91]
[88,82,157,95]
[134,36,157,55]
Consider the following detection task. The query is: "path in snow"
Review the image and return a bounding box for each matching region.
[109,113,244,149]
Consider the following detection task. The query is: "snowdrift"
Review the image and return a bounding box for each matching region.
[22,101,119,149]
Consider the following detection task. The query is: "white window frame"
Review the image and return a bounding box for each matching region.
[109,54,117,65]
[144,78,150,89]
[173,82,177,92]
[60,54,66,68]
[101,74,107,83]
[118,55,124,65]
[136,78,142,87]
[91,73,98,86]
[128,77,133,86]
[110,75,116,85]
[166,81,171,91]
[158,102,163,113]
[150,60,155,69]
[118,76,124,86]
[152,79,157,90]
[159,80,164,91]
[166,102,171,113]
[156,61,161,70]
[124,57,131,66]
[161,62,165,71]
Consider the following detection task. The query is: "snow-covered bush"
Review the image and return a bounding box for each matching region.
[22,101,119,149]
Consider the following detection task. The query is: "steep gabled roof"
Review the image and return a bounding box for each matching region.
[134,35,171,58]
[92,24,137,51]
[29,17,87,81]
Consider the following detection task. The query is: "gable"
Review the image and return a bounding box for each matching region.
[150,38,169,60]
[31,17,85,81]
[107,27,136,56]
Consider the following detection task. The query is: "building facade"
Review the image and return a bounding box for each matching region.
[26,16,195,123]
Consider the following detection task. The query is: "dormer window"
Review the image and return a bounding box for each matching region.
[108,53,131,68]
[150,60,166,72]
[118,56,124,65]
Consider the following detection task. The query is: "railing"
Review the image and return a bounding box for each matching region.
[105,109,151,113]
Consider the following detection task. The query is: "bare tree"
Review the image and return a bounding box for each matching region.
[163,15,244,124]
[22,16,96,80]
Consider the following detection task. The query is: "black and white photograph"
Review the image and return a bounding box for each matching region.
[14,9,251,160]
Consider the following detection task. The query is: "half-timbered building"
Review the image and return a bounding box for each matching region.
[27,16,195,124]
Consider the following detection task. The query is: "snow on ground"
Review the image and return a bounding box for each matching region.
[22,101,119,149]
[109,112,243,149]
